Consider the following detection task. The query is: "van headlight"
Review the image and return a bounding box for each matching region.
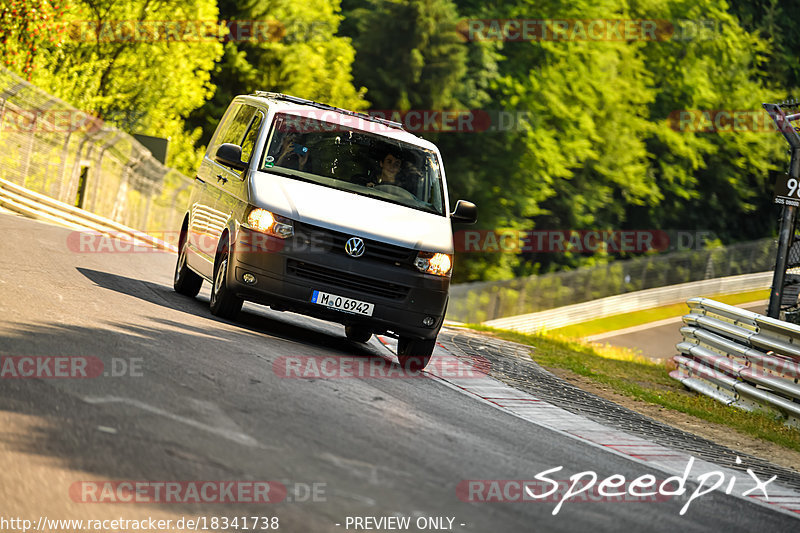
[245,208,294,239]
[414,252,452,276]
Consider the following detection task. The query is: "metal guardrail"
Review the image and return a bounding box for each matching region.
[0,177,176,252]
[483,272,771,333]
[0,67,193,244]
[448,238,777,323]
[670,297,800,426]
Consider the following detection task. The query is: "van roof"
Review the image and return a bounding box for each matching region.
[243,92,437,150]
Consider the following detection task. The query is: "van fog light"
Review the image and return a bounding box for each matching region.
[243,273,257,285]
[422,316,436,327]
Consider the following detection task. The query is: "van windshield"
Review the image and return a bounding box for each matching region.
[260,113,446,216]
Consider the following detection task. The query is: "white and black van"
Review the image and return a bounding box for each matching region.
[173,92,476,370]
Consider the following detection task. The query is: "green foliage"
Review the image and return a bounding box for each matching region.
[1,0,224,174]
[0,0,68,78]
[188,0,367,147]
[2,0,796,284]
[727,0,800,90]
[631,0,785,244]
[344,0,468,110]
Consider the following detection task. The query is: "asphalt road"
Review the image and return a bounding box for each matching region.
[587,302,769,359]
[0,211,797,532]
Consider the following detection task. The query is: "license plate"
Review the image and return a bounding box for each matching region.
[311,290,374,316]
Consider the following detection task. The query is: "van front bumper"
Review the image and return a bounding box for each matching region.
[226,227,450,340]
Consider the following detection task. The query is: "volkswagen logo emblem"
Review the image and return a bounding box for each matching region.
[344,237,365,258]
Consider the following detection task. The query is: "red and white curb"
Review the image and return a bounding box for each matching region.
[376,334,800,518]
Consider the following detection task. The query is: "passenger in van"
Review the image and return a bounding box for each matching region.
[400,160,424,195]
[275,133,310,171]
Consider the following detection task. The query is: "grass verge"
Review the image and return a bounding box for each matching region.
[466,324,800,453]
[549,289,769,338]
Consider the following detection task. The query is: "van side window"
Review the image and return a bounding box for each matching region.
[207,103,241,157]
[240,112,264,164]
[221,105,256,148]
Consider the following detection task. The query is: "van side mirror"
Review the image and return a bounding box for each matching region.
[451,200,477,224]
[215,143,247,171]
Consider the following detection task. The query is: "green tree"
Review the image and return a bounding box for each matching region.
[188,0,367,147]
[727,0,800,90]
[630,0,785,243]
[343,0,468,110]
[0,0,68,79]
[17,0,225,174]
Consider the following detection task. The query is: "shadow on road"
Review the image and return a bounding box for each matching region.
[75,267,375,357]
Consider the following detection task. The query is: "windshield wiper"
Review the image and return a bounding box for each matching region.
[262,167,316,183]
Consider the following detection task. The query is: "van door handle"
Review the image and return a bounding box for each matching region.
[216,174,228,184]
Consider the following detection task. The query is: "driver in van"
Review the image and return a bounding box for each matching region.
[371,151,403,186]
[366,151,420,194]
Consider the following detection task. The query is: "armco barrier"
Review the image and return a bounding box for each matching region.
[0,177,176,252]
[670,297,800,426]
[482,272,771,333]
[448,238,777,323]
[0,67,192,244]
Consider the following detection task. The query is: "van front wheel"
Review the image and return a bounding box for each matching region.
[174,230,203,297]
[397,337,436,371]
[210,243,243,319]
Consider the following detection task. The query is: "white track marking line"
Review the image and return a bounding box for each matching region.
[375,334,800,519]
[82,395,266,448]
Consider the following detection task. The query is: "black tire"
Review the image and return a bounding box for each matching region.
[345,325,372,343]
[209,238,243,319]
[397,337,436,371]
[174,228,203,297]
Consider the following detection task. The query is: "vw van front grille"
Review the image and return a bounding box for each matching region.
[292,222,416,265]
[286,260,409,300]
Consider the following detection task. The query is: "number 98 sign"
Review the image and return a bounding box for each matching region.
[774,174,800,206]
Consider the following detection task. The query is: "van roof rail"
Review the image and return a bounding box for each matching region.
[251,91,405,131]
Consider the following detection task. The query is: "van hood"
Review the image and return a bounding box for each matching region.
[249,171,453,253]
